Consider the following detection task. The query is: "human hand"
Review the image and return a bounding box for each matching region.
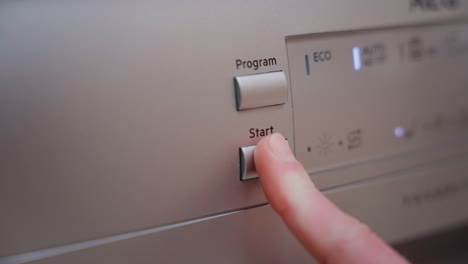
[254,133,410,264]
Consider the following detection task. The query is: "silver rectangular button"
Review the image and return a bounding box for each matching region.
[239,145,257,181]
[234,71,288,111]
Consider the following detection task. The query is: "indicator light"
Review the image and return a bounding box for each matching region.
[394,126,405,138]
[353,46,362,71]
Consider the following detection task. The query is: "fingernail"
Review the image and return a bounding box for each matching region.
[269,133,295,161]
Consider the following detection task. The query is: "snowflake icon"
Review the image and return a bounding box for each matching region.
[316,134,334,156]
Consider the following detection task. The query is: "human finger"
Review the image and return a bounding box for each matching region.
[254,133,409,264]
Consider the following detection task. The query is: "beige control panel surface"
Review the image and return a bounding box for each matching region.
[1,1,468,263]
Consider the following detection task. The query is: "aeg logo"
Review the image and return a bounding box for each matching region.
[410,0,459,11]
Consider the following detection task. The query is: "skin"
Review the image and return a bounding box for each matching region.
[254,133,410,264]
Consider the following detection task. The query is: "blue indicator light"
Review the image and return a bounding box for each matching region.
[352,46,362,71]
[394,126,405,138]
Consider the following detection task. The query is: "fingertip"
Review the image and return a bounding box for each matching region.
[253,133,314,217]
[254,133,301,178]
[253,134,273,169]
